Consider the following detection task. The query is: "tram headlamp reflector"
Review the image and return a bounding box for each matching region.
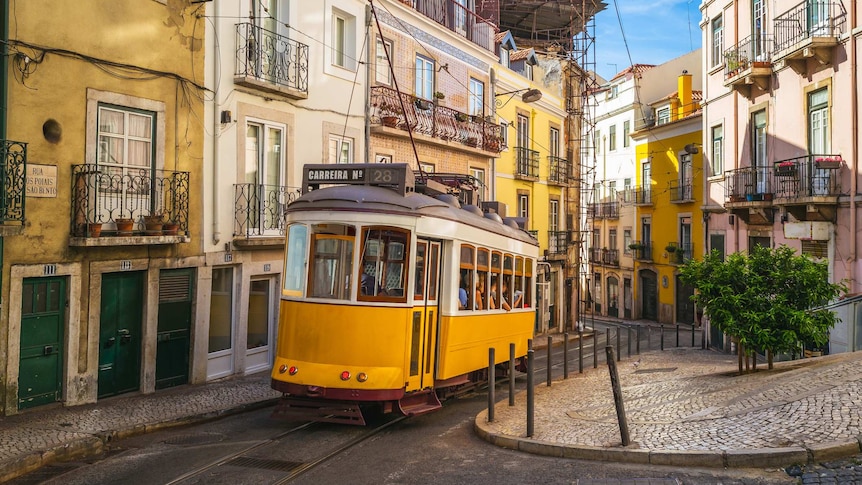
[278,364,288,374]
[288,366,298,375]
[357,372,368,382]
[340,371,351,381]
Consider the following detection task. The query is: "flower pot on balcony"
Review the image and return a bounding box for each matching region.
[163,221,180,236]
[414,99,432,111]
[775,162,797,175]
[87,223,102,238]
[381,115,399,127]
[115,218,134,236]
[814,158,841,169]
[143,215,164,236]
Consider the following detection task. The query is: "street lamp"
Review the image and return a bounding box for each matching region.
[495,88,543,108]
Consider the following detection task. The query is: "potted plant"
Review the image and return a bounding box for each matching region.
[163,220,180,236]
[143,213,164,235]
[115,217,135,236]
[665,244,677,253]
[814,156,842,169]
[455,112,469,122]
[87,222,102,238]
[628,242,643,251]
[414,98,433,111]
[433,91,445,100]
[775,161,797,175]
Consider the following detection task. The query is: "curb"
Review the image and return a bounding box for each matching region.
[473,410,860,469]
[0,398,279,482]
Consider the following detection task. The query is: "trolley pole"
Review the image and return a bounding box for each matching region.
[487,347,495,422]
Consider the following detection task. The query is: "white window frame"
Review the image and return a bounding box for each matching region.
[711,14,724,68]
[415,54,435,100]
[623,120,630,147]
[518,194,529,219]
[711,124,723,176]
[375,36,392,85]
[608,124,617,151]
[549,127,560,158]
[331,8,356,71]
[499,47,510,68]
[469,78,484,116]
[328,135,354,164]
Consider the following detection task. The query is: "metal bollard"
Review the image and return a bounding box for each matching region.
[636,326,640,354]
[563,333,569,379]
[616,328,621,362]
[526,348,534,437]
[593,329,598,369]
[627,326,631,357]
[676,324,680,347]
[547,336,553,386]
[509,343,515,407]
[691,324,696,347]
[488,347,495,422]
[660,325,664,351]
[606,327,610,349]
[578,330,584,374]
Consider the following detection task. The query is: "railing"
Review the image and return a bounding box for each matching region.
[773,0,846,52]
[772,154,841,199]
[669,180,693,202]
[668,243,693,265]
[371,86,502,152]
[547,230,569,255]
[630,241,653,261]
[601,248,620,266]
[588,247,602,264]
[71,164,189,237]
[234,184,302,238]
[632,187,652,205]
[548,156,571,185]
[724,34,772,79]
[586,202,598,219]
[725,166,774,202]
[0,140,26,224]
[514,147,540,180]
[405,0,496,52]
[235,23,309,93]
[599,201,619,219]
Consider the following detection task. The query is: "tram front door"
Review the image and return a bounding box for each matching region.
[406,240,441,391]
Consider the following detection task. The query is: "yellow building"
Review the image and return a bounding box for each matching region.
[1,1,205,414]
[494,43,571,333]
[630,74,703,324]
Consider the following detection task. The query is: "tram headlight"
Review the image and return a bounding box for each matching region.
[356,372,368,383]
[278,364,288,374]
[340,370,351,381]
[288,366,298,375]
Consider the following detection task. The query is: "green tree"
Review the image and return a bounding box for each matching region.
[679,245,845,372]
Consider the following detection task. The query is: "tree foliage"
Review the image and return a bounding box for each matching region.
[679,245,845,357]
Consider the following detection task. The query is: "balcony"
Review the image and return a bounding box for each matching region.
[772,154,841,221]
[371,86,503,154]
[773,0,846,72]
[669,180,693,203]
[400,0,497,52]
[547,156,571,186]
[0,140,26,232]
[235,23,309,99]
[723,35,773,93]
[514,147,540,180]
[599,201,619,219]
[632,187,653,206]
[667,243,693,265]
[547,230,569,257]
[588,248,619,266]
[70,164,189,246]
[629,241,653,262]
[725,166,775,225]
[233,184,301,248]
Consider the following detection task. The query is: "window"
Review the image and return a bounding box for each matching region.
[376,154,393,164]
[209,267,234,354]
[518,194,529,220]
[517,114,529,148]
[623,229,632,254]
[711,124,723,176]
[524,63,533,81]
[609,228,617,250]
[375,36,392,85]
[607,84,618,100]
[752,0,768,60]
[608,124,617,151]
[254,0,291,84]
[642,160,651,202]
[594,129,601,154]
[809,88,830,195]
[470,167,485,201]
[549,127,560,157]
[499,122,508,148]
[679,216,692,257]
[641,217,651,250]
[309,228,355,300]
[459,245,475,310]
[97,105,155,172]
[709,233,725,261]
[328,135,353,163]
[359,227,409,301]
[469,78,484,116]
[419,162,435,173]
[499,46,510,68]
[752,109,768,193]
[623,120,630,147]
[332,9,356,70]
[244,121,285,233]
[283,224,308,295]
[415,55,435,100]
[657,107,670,125]
[549,199,559,252]
[711,15,723,68]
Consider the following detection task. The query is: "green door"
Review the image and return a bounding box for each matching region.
[19,277,66,410]
[98,272,143,398]
[155,268,194,390]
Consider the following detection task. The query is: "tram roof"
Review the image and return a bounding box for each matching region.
[287,185,538,246]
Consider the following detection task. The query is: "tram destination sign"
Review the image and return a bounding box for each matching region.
[302,163,414,195]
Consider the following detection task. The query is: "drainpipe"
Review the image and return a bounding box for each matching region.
[210,0,221,246]
[364,5,372,163]
[850,0,857,293]
[733,0,739,254]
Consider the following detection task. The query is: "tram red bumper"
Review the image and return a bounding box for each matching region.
[271,380,405,401]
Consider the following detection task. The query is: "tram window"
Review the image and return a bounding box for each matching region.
[284,224,308,296]
[524,258,534,307]
[514,256,525,308]
[359,227,409,301]
[459,245,475,310]
[502,253,514,310]
[309,235,354,300]
[414,242,427,300]
[476,248,489,310]
[428,243,439,300]
[490,252,502,310]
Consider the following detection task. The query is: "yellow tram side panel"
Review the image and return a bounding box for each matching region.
[436,311,533,380]
[273,300,411,390]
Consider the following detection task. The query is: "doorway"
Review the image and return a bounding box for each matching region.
[208,267,236,380]
[406,239,440,391]
[18,277,66,410]
[99,272,144,398]
[155,268,194,390]
[246,276,277,374]
[640,270,658,321]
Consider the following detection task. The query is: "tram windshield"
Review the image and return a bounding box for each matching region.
[306,224,356,300]
[359,227,409,301]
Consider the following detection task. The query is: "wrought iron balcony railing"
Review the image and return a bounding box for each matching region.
[632,187,653,205]
[724,34,772,79]
[1,140,26,224]
[547,230,569,255]
[235,23,309,95]
[548,156,571,185]
[725,166,774,202]
[589,247,602,264]
[600,248,620,266]
[234,184,302,238]
[669,180,693,202]
[71,164,189,237]
[629,241,653,261]
[371,86,502,152]
[668,243,693,265]
[772,154,841,199]
[773,0,846,53]
[599,201,619,219]
[514,147,540,180]
[402,0,497,52]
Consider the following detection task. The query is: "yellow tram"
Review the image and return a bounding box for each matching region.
[271,163,539,424]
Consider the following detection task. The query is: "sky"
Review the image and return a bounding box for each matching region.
[593,0,703,81]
